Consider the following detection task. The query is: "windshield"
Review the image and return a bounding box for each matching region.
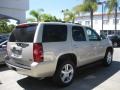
[9,24,37,42]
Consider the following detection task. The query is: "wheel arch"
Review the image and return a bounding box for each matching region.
[106,46,114,55]
[56,53,77,69]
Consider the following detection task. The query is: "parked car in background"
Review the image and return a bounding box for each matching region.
[0,40,7,64]
[5,22,113,86]
[107,35,120,47]
[0,34,9,43]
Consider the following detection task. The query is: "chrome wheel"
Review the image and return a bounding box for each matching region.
[106,52,112,64]
[60,64,74,84]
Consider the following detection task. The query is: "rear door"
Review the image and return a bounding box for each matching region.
[7,24,38,66]
[42,24,69,62]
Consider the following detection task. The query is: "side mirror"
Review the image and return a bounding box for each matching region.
[2,45,7,48]
[100,35,106,40]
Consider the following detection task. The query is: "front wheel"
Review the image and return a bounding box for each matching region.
[53,60,75,87]
[103,50,113,66]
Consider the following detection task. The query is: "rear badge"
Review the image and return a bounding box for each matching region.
[16,43,29,48]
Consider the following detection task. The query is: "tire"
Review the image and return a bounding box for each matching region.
[53,59,76,87]
[103,50,113,66]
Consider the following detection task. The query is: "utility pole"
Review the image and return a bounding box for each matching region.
[114,2,117,35]
[97,1,106,35]
[102,2,104,31]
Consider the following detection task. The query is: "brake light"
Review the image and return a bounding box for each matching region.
[17,24,29,28]
[33,43,43,63]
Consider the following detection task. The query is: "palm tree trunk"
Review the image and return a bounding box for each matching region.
[72,17,75,23]
[90,9,93,28]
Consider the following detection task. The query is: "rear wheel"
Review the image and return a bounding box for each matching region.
[53,59,75,87]
[103,50,113,66]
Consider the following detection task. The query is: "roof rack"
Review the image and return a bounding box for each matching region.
[60,21,81,25]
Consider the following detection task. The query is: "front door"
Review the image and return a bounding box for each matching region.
[71,26,93,66]
[85,27,103,62]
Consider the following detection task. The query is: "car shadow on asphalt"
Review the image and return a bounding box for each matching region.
[17,61,120,90]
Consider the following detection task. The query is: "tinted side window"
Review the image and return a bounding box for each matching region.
[72,26,86,41]
[86,27,101,41]
[42,24,67,42]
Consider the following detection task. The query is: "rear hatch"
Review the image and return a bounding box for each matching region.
[7,23,38,67]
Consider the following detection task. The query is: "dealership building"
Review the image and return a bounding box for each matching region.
[75,12,120,36]
[0,0,29,24]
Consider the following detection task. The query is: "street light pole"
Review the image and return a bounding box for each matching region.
[61,9,69,22]
[102,2,104,31]
[97,1,105,35]
[115,2,117,35]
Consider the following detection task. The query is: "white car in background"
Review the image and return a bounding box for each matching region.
[0,40,7,65]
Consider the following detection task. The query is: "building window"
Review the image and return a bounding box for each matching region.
[95,20,98,24]
[113,19,119,24]
[103,20,109,24]
[85,21,90,26]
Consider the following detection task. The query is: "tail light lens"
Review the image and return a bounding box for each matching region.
[33,43,43,63]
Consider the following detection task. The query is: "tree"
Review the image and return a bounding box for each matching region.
[61,9,76,23]
[106,0,118,32]
[0,19,15,33]
[28,9,44,22]
[73,0,98,28]
[27,9,62,22]
[8,24,15,32]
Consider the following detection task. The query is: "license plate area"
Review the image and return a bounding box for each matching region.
[11,46,22,57]
[13,50,21,55]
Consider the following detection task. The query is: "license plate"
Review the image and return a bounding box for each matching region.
[12,49,22,55]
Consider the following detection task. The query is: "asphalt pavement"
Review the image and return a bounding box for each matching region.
[0,48,120,90]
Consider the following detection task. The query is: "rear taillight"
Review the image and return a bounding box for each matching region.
[33,43,43,63]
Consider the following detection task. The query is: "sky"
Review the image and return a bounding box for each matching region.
[26,0,83,19]
[26,0,120,19]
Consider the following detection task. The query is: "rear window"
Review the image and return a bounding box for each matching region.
[9,24,37,42]
[42,24,67,42]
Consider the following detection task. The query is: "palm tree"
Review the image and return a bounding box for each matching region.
[28,9,44,22]
[28,9,61,22]
[61,9,76,23]
[106,0,118,33]
[73,0,98,28]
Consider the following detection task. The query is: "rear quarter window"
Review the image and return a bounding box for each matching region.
[42,24,67,42]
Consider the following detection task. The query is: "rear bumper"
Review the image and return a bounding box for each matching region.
[5,58,57,78]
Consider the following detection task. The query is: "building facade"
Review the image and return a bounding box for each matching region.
[0,0,29,23]
[75,12,120,36]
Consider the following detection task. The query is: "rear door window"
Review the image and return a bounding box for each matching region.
[9,24,37,42]
[72,26,86,41]
[42,24,67,42]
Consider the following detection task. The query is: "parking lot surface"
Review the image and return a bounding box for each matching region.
[0,48,120,90]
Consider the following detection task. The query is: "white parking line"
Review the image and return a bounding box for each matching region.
[93,70,120,90]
